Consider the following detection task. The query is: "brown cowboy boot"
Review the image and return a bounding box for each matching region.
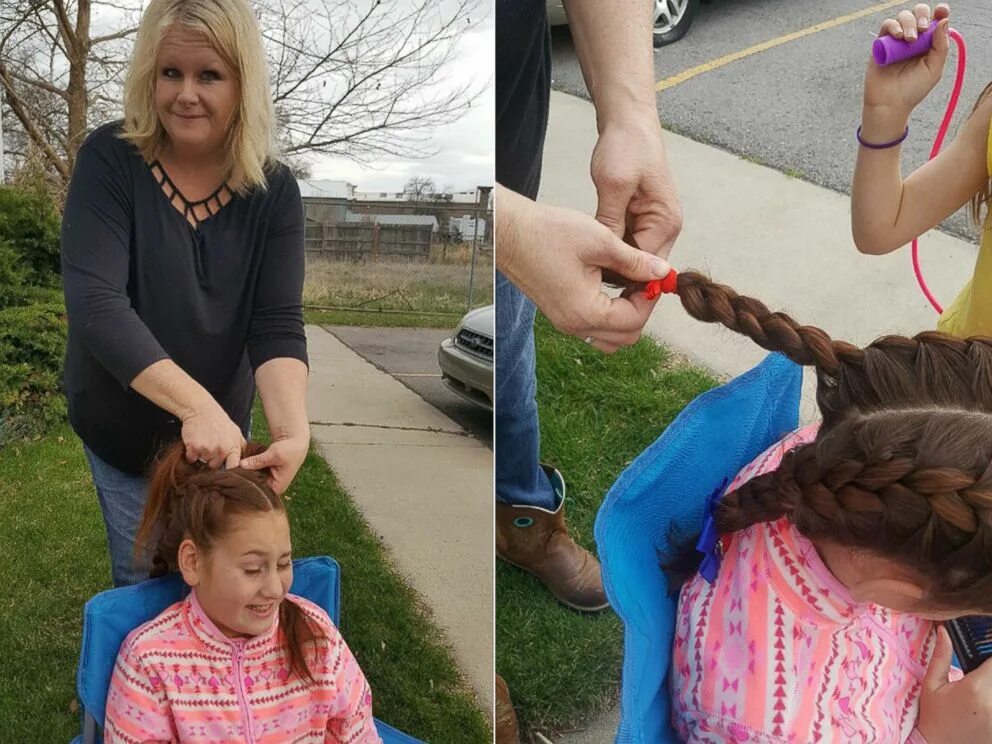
[495,674,520,744]
[496,464,609,612]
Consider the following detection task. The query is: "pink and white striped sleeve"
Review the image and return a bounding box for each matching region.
[103,640,176,744]
[324,633,382,744]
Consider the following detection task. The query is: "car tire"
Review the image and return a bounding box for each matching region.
[653,0,700,48]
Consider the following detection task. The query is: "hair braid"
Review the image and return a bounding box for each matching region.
[675,271,861,375]
[705,409,992,610]
[673,272,992,425]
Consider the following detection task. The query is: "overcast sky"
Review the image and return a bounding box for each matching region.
[309,3,494,194]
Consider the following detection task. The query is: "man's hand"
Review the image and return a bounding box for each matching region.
[496,184,672,354]
[591,112,682,261]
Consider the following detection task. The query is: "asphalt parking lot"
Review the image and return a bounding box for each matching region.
[550,0,992,241]
[323,325,493,448]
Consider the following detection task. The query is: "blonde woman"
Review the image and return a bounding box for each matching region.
[60,0,310,587]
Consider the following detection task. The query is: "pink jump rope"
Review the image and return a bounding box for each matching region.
[645,20,967,309]
[874,20,967,314]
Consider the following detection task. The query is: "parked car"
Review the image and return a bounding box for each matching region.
[438,305,494,411]
[548,0,700,48]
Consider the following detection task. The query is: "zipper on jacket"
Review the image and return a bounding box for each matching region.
[231,641,256,744]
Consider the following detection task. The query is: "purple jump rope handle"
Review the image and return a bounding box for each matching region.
[873,20,938,65]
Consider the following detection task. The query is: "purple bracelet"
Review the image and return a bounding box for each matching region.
[857,125,909,149]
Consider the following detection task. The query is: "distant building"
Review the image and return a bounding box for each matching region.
[298,179,493,242]
[345,212,439,233]
[448,215,486,241]
[298,180,355,199]
[297,179,354,223]
[353,189,480,205]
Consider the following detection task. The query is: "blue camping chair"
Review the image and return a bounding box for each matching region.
[73,555,421,744]
[595,353,803,744]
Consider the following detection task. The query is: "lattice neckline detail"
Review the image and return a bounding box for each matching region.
[150,160,233,229]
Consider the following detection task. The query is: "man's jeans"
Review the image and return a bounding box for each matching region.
[83,446,152,587]
[495,270,556,509]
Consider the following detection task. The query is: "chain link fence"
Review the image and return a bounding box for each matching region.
[303,208,493,322]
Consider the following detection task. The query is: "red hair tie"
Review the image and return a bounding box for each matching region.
[644,269,678,300]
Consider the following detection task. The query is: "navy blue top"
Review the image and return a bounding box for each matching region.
[496,0,551,199]
[61,122,307,474]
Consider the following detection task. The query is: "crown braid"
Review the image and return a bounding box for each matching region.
[714,409,992,610]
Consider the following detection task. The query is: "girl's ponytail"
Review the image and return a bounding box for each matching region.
[135,442,198,578]
[280,599,323,685]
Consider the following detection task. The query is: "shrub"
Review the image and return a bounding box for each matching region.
[0,185,61,287]
[0,301,67,444]
[0,184,66,445]
[0,240,29,299]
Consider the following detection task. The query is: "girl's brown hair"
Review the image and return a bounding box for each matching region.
[667,271,992,612]
[135,441,323,683]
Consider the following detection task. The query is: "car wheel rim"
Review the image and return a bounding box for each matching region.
[654,0,690,35]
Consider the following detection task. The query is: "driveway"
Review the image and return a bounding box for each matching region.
[322,326,493,449]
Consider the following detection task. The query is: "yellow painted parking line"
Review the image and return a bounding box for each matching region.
[656,0,907,92]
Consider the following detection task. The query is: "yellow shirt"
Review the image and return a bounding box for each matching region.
[935,118,992,338]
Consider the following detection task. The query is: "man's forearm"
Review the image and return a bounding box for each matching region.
[494,183,528,279]
[255,358,310,441]
[562,0,657,128]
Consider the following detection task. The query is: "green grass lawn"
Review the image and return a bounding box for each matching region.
[495,315,717,736]
[0,405,490,743]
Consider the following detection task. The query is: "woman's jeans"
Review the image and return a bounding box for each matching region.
[83,446,151,587]
[495,270,556,509]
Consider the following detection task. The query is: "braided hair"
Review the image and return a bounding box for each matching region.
[667,272,992,611]
[134,441,323,683]
[675,271,992,423]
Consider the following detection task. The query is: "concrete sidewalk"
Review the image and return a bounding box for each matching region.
[535,90,979,741]
[305,325,493,714]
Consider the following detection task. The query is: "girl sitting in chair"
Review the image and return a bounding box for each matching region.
[104,442,381,744]
[664,271,992,743]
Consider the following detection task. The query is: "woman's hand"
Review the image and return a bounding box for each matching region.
[916,626,992,743]
[863,4,950,118]
[181,400,246,470]
[239,433,310,495]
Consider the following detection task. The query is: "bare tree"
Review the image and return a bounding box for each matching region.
[1,0,485,189]
[403,175,436,201]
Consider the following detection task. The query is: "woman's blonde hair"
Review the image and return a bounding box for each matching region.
[120,0,276,194]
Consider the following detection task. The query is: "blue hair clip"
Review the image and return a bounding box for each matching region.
[695,478,729,584]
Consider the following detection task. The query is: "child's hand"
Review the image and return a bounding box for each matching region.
[863,4,950,117]
[916,626,992,743]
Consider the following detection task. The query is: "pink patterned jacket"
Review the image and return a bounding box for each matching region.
[104,589,381,744]
[672,425,955,744]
